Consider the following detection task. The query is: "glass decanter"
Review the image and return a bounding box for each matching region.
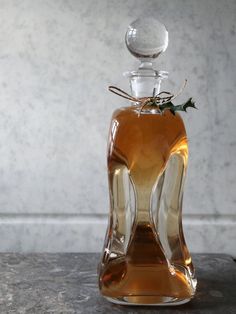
[98,17,197,306]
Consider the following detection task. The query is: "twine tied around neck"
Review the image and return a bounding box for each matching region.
[108,79,188,116]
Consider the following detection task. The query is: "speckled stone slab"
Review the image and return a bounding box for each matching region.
[0,253,235,313]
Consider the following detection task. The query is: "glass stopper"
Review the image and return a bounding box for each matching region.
[125,17,168,61]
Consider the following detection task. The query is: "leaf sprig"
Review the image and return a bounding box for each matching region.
[144,97,197,115]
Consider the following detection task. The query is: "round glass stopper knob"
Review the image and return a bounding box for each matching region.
[125,17,168,60]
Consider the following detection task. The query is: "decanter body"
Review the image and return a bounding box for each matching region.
[98,17,197,306]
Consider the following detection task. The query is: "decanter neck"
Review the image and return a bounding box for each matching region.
[125,66,168,99]
[129,75,161,98]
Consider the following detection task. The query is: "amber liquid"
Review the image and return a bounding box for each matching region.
[99,106,195,305]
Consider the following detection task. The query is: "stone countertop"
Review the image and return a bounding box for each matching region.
[0,254,235,313]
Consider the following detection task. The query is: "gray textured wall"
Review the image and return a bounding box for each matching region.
[0,0,235,254]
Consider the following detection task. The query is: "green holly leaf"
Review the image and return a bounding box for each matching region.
[159,98,197,115]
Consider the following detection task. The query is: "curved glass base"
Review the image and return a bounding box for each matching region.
[104,295,192,306]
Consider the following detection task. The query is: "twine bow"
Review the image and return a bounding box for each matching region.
[108,79,192,116]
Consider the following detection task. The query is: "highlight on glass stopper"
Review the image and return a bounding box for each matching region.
[125,17,168,60]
